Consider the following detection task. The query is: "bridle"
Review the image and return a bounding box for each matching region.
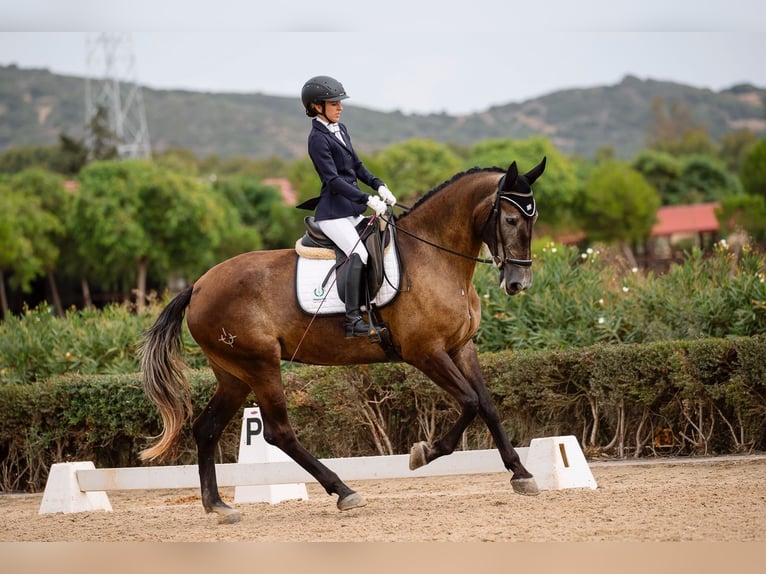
[386,174,537,268]
[479,173,537,268]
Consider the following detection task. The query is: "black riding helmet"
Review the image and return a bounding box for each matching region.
[301,75,349,117]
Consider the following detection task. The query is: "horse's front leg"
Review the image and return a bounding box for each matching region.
[453,341,539,495]
[408,350,481,468]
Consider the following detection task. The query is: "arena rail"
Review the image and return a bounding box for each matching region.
[39,435,597,515]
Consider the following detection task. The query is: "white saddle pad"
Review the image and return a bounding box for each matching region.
[295,245,401,315]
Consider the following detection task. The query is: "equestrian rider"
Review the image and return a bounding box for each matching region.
[300,75,397,338]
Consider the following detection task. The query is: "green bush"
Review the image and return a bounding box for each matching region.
[0,370,226,492]
[2,243,764,386]
[0,300,207,385]
[475,241,766,351]
[2,336,764,492]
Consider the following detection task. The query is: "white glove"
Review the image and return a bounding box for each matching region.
[377,185,397,206]
[367,194,387,216]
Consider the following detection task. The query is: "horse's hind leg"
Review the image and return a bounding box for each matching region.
[251,364,366,511]
[192,366,251,524]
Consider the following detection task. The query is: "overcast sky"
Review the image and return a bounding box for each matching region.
[1,1,765,115]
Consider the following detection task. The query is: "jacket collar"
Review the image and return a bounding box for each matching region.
[313,118,349,149]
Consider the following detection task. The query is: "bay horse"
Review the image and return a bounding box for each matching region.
[140,157,546,524]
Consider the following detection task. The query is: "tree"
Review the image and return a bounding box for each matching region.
[8,169,70,315]
[0,184,33,316]
[0,134,88,177]
[632,149,684,205]
[153,147,200,174]
[679,155,742,203]
[717,194,766,247]
[50,133,89,176]
[289,157,323,206]
[0,180,61,317]
[647,97,717,156]
[0,145,55,174]
[577,161,661,265]
[219,154,290,178]
[740,137,766,202]
[72,160,238,310]
[719,129,758,173]
[87,105,119,161]
[213,175,302,249]
[633,150,741,205]
[463,137,581,231]
[373,139,462,202]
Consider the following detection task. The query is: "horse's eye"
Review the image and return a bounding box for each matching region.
[505,216,519,226]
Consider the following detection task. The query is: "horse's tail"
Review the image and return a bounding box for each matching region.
[138,286,194,462]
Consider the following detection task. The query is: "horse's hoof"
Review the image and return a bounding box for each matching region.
[511,477,540,496]
[409,441,430,470]
[206,503,241,524]
[216,508,242,524]
[337,491,367,511]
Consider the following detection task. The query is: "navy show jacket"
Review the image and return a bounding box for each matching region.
[306,119,384,221]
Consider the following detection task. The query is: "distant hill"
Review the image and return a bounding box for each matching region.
[1,64,764,160]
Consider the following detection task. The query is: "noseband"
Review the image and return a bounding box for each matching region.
[481,174,537,268]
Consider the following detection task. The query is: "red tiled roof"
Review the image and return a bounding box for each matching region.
[651,202,720,236]
[263,177,297,206]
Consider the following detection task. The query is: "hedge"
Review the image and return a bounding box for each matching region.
[1,335,765,492]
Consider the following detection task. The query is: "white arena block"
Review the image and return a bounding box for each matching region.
[524,435,597,491]
[233,406,308,504]
[39,461,113,515]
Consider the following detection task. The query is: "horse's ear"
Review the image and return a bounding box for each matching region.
[523,156,547,185]
[502,161,518,191]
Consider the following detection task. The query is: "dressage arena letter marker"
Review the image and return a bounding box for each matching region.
[233,406,309,504]
[523,435,597,490]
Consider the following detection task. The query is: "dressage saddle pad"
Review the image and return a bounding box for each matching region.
[294,241,401,315]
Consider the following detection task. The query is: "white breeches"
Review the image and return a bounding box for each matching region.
[316,215,369,264]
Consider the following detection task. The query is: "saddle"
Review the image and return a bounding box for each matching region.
[296,216,393,301]
[294,216,402,359]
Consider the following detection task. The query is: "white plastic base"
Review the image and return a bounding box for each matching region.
[233,407,308,504]
[39,461,113,514]
[524,435,598,490]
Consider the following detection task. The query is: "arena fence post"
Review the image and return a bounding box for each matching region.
[39,461,113,515]
[524,435,598,490]
[233,405,309,504]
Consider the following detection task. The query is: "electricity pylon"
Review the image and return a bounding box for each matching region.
[85,33,151,159]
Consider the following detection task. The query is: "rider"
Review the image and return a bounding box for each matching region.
[300,75,397,338]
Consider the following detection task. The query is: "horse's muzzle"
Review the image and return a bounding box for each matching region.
[499,265,532,295]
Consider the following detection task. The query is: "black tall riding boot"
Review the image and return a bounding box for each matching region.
[343,253,377,338]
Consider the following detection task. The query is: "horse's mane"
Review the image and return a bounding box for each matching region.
[397,166,505,220]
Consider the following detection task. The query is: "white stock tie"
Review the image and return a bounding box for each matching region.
[327,123,345,144]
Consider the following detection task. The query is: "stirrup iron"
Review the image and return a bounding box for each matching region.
[345,315,381,342]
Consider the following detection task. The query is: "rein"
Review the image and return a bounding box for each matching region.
[386,179,536,268]
[383,215,495,265]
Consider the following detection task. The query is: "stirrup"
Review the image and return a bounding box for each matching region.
[345,316,381,342]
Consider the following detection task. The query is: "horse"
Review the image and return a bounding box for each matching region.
[139,157,547,524]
